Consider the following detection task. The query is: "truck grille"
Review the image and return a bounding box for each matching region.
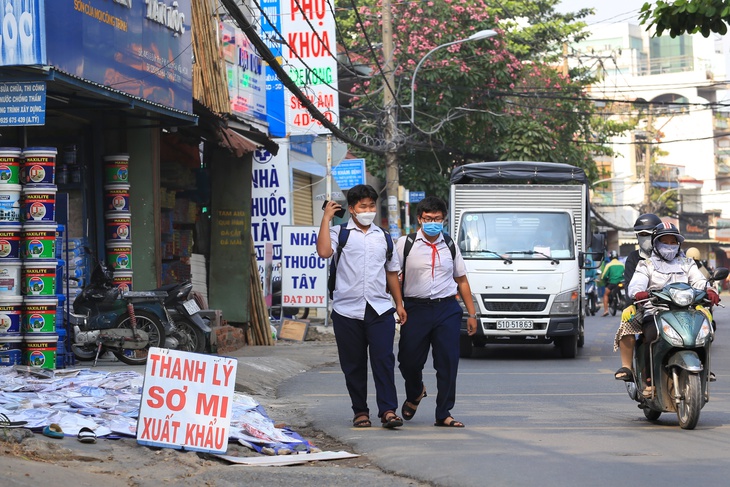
[481,294,548,312]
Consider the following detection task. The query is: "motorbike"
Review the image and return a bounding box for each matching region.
[269,279,309,321]
[585,275,599,316]
[625,267,729,430]
[70,258,210,365]
[608,281,627,316]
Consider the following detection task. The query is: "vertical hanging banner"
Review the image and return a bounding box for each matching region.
[138,348,237,454]
[251,141,291,287]
[281,226,327,308]
[281,0,339,134]
[259,0,286,137]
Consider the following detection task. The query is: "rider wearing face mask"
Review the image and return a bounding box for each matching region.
[626,222,719,396]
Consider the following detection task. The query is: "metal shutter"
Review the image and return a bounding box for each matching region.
[292,171,313,225]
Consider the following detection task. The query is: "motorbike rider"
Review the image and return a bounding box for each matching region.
[614,213,661,380]
[601,251,624,317]
[627,222,720,396]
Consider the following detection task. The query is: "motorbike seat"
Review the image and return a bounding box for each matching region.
[122,290,168,300]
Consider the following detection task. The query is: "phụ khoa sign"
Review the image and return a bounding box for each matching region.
[281,226,327,308]
[137,348,237,454]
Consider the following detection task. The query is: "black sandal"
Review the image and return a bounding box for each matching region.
[401,387,427,421]
[381,410,403,429]
[614,367,634,382]
[434,417,465,428]
[353,413,371,428]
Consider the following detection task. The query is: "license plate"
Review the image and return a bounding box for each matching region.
[496,319,533,330]
[183,299,200,315]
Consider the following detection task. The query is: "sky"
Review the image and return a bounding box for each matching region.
[557,0,646,25]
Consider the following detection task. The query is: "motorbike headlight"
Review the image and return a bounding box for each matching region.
[661,320,685,347]
[550,289,580,315]
[696,321,712,346]
[669,288,694,307]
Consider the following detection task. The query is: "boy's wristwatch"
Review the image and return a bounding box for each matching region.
[467,313,477,319]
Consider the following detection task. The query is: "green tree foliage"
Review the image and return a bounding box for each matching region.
[639,0,730,37]
[336,0,633,200]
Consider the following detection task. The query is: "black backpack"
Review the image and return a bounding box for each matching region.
[401,232,456,289]
[327,224,394,299]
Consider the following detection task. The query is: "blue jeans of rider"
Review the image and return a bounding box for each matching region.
[398,298,462,422]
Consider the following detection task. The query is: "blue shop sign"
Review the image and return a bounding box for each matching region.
[0,1,46,66]
[0,82,46,126]
[332,159,365,191]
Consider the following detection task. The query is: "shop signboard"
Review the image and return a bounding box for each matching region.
[44,1,193,114]
[0,82,46,126]
[221,22,267,122]
[679,212,709,240]
[0,1,46,66]
[259,0,286,137]
[251,143,291,288]
[280,0,339,134]
[716,218,730,242]
[331,159,365,191]
[280,226,327,309]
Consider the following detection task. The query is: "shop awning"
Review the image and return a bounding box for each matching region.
[228,120,279,156]
[216,126,260,158]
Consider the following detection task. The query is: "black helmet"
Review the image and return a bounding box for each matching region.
[609,250,618,260]
[634,213,662,233]
[652,222,685,246]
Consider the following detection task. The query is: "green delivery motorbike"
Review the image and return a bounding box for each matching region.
[626,268,729,430]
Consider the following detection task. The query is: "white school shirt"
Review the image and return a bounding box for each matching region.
[395,229,467,300]
[329,221,401,320]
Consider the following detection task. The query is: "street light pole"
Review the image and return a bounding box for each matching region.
[409,29,498,127]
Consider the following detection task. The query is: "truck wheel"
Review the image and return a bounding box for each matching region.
[459,335,473,358]
[557,335,578,358]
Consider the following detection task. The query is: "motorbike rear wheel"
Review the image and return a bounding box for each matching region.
[173,319,207,354]
[643,408,661,421]
[676,369,702,430]
[111,310,166,365]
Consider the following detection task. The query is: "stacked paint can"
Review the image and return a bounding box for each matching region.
[19,147,59,369]
[0,148,23,366]
[104,154,133,292]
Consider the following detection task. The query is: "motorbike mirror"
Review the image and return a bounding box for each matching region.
[712,267,729,281]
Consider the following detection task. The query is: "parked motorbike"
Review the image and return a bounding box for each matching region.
[269,279,309,321]
[608,281,627,316]
[70,258,210,365]
[625,267,729,430]
[585,276,599,316]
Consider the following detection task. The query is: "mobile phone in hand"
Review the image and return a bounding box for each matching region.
[322,200,346,218]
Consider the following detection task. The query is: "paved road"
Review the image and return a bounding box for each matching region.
[282,304,730,487]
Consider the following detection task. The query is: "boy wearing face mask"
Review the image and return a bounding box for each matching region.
[395,196,477,428]
[627,222,719,396]
[317,184,407,429]
[614,214,661,381]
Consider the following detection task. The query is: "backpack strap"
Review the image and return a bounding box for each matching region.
[401,232,457,291]
[380,226,394,262]
[327,224,349,299]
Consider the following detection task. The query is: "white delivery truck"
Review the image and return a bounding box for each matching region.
[450,161,593,358]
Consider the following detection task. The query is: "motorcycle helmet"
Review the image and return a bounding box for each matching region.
[634,213,662,234]
[651,222,685,246]
[685,247,701,260]
[608,250,618,260]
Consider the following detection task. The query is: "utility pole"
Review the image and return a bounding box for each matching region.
[382,0,400,238]
[643,109,653,213]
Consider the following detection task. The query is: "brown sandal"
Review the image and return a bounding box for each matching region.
[353,413,371,428]
[402,387,427,421]
[381,410,403,429]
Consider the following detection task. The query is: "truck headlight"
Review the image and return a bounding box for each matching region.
[550,289,579,315]
[458,294,480,317]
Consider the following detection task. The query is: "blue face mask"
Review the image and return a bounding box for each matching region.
[422,222,443,236]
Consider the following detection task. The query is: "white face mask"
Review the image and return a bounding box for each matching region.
[354,211,376,226]
[638,235,653,254]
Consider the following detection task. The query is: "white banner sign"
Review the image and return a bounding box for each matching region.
[137,348,238,454]
[281,225,328,308]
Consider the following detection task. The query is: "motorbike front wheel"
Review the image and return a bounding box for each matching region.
[112,309,166,365]
[676,369,702,430]
[173,319,207,354]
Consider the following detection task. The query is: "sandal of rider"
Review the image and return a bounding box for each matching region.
[0,413,27,428]
[614,367,634,382]
[642,386,654,398]
[77,427,97,444]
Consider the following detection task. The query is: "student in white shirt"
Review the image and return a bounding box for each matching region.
[396,196,477,428]
[317,184,407,429]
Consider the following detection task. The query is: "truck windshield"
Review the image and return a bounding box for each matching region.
[457,211,574,260]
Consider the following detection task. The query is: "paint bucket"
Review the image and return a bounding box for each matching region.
[105,212,131,241]
[104,154,129,183]
[0,184,21,223]
[21,223,57,259]
[0,260,21,295]
[23,296,58,334]
[0,224,21,259]
[21,185,56,223]
[23,333,57,369]
[112,270,133,292]
[0,335,22,365]
[0,148,22,185]
[104,183,130,212]
[21,147,57,185]
[106,242,132,270]
[21,260,57,296]
[0,295,22,335]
